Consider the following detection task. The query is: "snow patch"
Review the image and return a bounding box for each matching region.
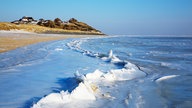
[101,50,122,63]
[55,48,63,51]
[33,63,146,108]
[156,75,179,83]
[70,82,96,100]
[33,81,96,108]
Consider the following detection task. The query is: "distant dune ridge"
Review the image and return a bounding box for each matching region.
[0,16,105,53]
[0,16,104,35]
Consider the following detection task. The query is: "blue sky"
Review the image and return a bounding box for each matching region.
[0,0,192,35]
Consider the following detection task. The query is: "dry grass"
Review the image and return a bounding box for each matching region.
[0,22,103,35]
[0,22,19,30]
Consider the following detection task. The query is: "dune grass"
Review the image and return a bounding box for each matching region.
[0,22,103,35]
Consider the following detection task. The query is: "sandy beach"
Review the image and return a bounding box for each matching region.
[0,31,100,53]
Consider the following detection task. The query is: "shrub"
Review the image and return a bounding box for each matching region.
[69,18,78,23]
[54,18,62,26]
[43,20,55,28]
[37,21,43,26]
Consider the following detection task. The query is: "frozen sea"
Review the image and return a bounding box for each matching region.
[0,35,192,108]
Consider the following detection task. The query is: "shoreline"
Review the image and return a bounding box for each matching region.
[0,30,104,53]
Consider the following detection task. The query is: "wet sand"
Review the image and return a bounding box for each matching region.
[0,31,100,53]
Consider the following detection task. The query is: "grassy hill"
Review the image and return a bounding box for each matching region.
[0,22,104,35]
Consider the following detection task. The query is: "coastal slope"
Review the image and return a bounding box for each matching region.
[0,17,104,53]
[0,22,104,35]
